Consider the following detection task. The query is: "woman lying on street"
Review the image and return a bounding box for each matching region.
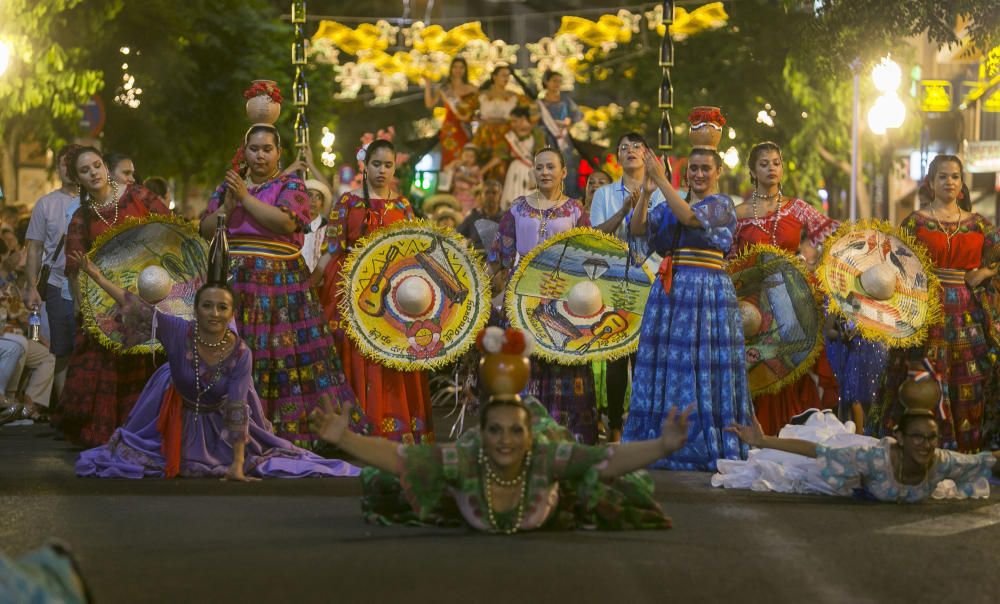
[72,251,359,481]
[724,372,998,503]
[312,386,695,533]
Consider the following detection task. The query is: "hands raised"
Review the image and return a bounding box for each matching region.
[310,399,352,446]
[223,170,249,207]
[642,148,668,184]
[725,416,766,448]
[659,403,695,453]
[68,251,102,281]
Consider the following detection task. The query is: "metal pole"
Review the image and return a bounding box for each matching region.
[849,59,860,221]
[657,1,674,181]
[292,1,310,167]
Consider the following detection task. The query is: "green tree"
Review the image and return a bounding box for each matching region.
[0,0,121,201]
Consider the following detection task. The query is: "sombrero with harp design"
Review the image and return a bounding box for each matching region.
[727,243,824,396]
[505,227,657,365]
[80,214,209,354]
[338,220,490,370]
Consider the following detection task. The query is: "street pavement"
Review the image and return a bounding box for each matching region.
[2,422,998,604]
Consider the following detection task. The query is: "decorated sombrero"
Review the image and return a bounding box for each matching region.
[80,215,208,354]
[818,219,942,348]
[338,220,490,370]
[504,228,657,365]
[727,243,824,396]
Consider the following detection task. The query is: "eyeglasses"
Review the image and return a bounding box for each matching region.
[618,142,644,152]
[903,433,939,445]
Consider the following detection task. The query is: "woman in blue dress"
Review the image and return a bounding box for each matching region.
[621,147,752,471]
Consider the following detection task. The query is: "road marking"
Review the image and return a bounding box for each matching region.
[878,504,1000,537]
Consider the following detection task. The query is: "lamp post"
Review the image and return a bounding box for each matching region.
[867,55,906,220]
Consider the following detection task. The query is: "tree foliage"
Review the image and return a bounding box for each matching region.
[0,0,122,200]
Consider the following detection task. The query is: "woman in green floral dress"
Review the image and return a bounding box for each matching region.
[312,393,693,533]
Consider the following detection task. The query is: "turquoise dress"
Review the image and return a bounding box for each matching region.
[816,438,995,502]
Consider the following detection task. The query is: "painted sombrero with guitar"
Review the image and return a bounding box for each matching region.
[338,220,490,371]
[504,228,657,365]
[727,243,824,396]
[80,214,209,354]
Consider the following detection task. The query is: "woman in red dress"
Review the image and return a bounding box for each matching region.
[423,57,478,168]
[55,146,169,446]
[731,142,839,434]
[876,155,1000,452]
[315,140,433,444]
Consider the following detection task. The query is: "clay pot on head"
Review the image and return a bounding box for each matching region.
[246,80,281,124]
[479,353,531,402]
[689,123,723,149]
[898,376,940,415]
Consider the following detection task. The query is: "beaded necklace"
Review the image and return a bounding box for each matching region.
[530,192,565,241]
[479,446,533,534]
[749,190,785,245]
[90,181,121,230]
[191,324,232,420]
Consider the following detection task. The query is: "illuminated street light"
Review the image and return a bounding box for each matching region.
[723,146,740,170]
[871,56,902,93]
[0,41,11,77]
[866,55,905,136]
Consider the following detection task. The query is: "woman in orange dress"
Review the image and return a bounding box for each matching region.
[731,142,839,434]
[875,155,1000,452]
[315,140,433,444]
[423,57,478,168]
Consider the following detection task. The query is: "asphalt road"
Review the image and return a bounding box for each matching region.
[2,423,998,604]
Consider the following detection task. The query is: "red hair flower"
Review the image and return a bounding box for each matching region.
[688,107,726,127]
[243,81,283,104]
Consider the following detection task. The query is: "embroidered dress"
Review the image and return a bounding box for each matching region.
[438,88,478,167]
[873,212,1000,452]
[712,410,994,501]
[204,174,356,449]
[319,192,433,444]
[76,298,359,478]
[488,196,598,443]
[361,397,670,531]
[55,185,168,447]
[499,129,546,209]
[622,196,752,471]
[732,197,840,434]
[473,93,528,181]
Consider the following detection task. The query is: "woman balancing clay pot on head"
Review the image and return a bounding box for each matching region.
[620,121,753,471]
[312,327,693,532]
[54,146,169,447]
[72,252,359,480]
[199,124,358,450]
[731,141,840,434]
[487,148,598,443]
[872,155,1000,452]
[725,368,999,502]
[313,139,433,445]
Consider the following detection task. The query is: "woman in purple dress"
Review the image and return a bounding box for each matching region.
[73,251,359,480]
[487,147,598,443]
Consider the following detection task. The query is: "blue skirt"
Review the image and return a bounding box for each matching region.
[622,266,752,471]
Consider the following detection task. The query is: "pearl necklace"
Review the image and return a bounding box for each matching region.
[750,190,784,245]
[191,325,231,419]
[929,205,963,251]
[91,181,121,229]
[480,446,532,534]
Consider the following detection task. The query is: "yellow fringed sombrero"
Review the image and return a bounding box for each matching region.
[818,219,942,348]
[80,215,208,354]
[338,220,490,371]
[727,243,824,396]
[504,227,657,365]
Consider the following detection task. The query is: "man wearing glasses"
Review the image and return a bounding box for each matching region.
[587,132,664,442]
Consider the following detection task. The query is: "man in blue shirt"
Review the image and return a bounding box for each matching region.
[586,132,664,441]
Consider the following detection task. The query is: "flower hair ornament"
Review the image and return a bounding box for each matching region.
[476,326,535,356]
[356,143,370,163]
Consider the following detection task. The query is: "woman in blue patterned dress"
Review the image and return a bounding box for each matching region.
[621,147,752,471]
